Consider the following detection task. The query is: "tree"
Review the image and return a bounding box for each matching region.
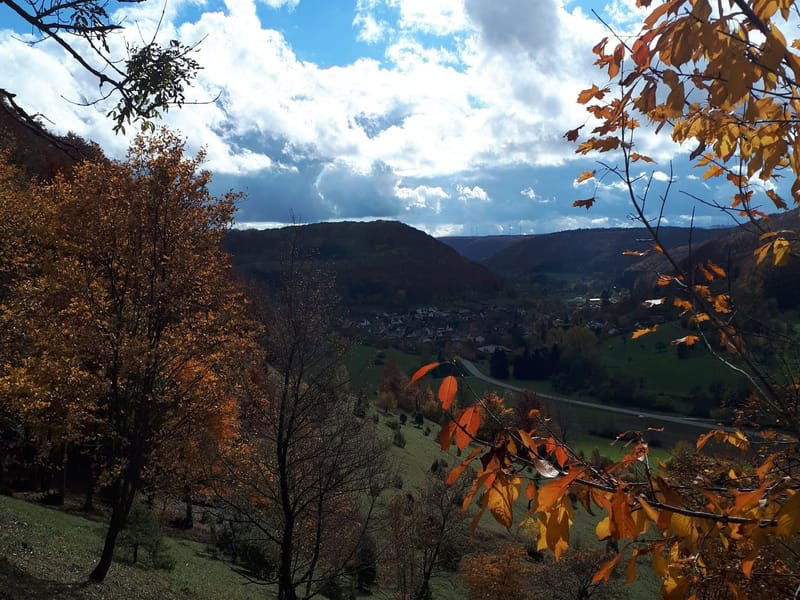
[407,3,800,599]
[460,544,534,600]
[0,130,251,582]
[489,349,509,380]
[1,0,203,135]
[381,473,469,600]
[213,255,391,600]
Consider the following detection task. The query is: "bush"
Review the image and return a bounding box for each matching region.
[118,502,175,570]
[430,460,439,473]
[385,418,399,430]
[423,425,431,436]
[413,412,424,427]
[319,577,343,600]
[372,413,379,423]
[399,413,407,426]
[209,520,276,579]
[393,430,406,448]
[393,474,404,489]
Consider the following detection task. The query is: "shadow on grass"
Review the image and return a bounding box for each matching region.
[0,557,91,599]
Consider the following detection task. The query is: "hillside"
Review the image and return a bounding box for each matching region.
[486,226,724,282]
[439,234,527,262]
[627,209,800,304]
[225,221,502,307]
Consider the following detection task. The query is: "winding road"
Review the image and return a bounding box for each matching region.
[456,357,723,432]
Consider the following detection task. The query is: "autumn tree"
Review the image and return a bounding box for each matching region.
[460,544,534,600]
[213,255,391,600]
[0,130,251,582]
[380,472,469,600]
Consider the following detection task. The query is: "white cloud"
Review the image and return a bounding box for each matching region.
[520,186,536,199]
[652,170,677,182]
[456,184,490,202]
[354,12,390,43]
[260,0,299,8]
[394,183,449,211]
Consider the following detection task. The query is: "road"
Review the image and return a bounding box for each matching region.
[456,357,723,432]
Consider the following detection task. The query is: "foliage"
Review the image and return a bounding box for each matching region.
[406,3,800,598]
[0,130,252,582]
[1,0,202,133]
[117,502,175,570]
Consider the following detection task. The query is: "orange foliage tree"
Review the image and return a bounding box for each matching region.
[0,130,253,581]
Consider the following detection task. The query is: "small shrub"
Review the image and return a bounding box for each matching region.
[372,414,379,424]
[393,430,406,448]
[399,413,407,426]
[385,418,399,430]
[118,502,175,570]
[393,474,404,489]
[430,460,439,473]
[423,425,431,436]
[413,412,424,427]
[319,577,343,600]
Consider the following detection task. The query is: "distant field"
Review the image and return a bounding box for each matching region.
[599,320,743,398]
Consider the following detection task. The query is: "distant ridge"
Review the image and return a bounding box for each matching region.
[445,227,724,281]
[225,220,502,307]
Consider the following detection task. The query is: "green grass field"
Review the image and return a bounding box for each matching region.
[599,321,742,398]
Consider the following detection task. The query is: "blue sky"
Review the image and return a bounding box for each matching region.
[0,0,769,235]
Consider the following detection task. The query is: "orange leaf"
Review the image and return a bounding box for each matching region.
[671,335,699,346]
[538,469,584,513]
[576,170,596,183]
[623,249,649,256]
[455,405,481,450]
[631,326,658,339]
[696,429,749,452]
[438,376,457,411]
[439,421,457,451]
[446,446,483,486]
[591,552,622,584]
[408,362,440,386]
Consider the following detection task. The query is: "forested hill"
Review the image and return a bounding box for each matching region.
[473,226,723,279]
[224,220,502,307]
[439,235,527,263]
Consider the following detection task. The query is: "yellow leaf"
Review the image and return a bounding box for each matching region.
[703,165,724,180]
[595,516,611,541]
[773,238,790,266]
[775,491,800,538]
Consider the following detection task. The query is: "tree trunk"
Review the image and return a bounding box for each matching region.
[83,476,95,512]
[277,519,297,600]
[183,488,193,529]
[90,505,125,582]
[90,480,135,582]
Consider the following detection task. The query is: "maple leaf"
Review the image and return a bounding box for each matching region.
[575,170,596,183]
[671,335,699,346]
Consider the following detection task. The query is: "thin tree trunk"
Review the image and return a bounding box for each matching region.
[90,479,136,582]
[183,487,193,529]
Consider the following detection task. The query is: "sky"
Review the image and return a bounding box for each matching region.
[0,0,770,235]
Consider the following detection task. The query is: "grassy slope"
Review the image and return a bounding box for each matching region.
[599,321,742,398]
[0,495,264,600]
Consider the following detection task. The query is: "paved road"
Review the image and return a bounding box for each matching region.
[456,357,723,432]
